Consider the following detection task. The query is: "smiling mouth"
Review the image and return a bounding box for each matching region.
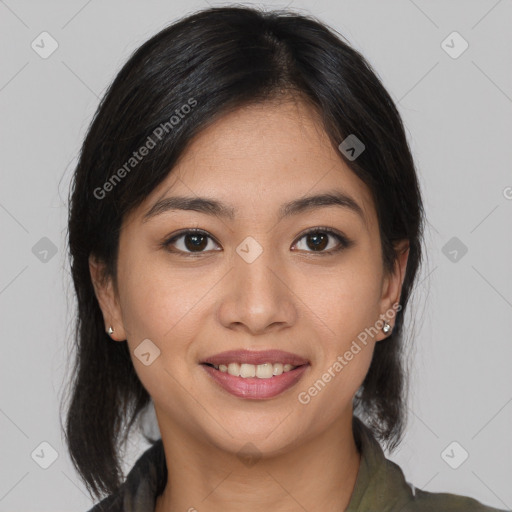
[202,361,307,379]
[201,361,310,400]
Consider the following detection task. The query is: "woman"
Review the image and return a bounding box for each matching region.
[64,5,507,512]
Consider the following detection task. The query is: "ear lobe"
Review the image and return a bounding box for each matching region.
[88,255,126,341]
[377,240,410,341]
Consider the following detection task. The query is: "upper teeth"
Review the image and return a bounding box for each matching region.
[212,362,298,379]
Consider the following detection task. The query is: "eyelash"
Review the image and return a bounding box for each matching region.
[161,226,353,257]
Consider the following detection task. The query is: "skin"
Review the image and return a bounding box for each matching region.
[90,96,409,512]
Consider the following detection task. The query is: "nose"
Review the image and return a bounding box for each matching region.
[216,245,297,335]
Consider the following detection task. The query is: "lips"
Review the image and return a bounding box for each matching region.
[201,349,309,367]
[201,362,309,399]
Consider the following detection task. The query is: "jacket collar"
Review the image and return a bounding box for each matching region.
[93,415,414,512]
[347,415,413,511]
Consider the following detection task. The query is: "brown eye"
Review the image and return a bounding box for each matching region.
[305,232,329,251]
[184,233,208,251]
[164,229,220,254]
[163,227,353,257]
[293,228,353,254]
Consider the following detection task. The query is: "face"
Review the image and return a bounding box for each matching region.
[90,97,408,457]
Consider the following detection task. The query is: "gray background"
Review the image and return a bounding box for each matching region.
[1,0,511,510]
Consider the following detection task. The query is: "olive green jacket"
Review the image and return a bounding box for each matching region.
[88,415,509,511]
[346,416,508,511]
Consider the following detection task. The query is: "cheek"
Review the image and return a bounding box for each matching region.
[292,255,382,403]
[115,257,207,396]
[296,259,383,342]
[118,265,202,341]
[116,243,225,352]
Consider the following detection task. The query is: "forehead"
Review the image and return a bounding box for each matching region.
[129,99,377,231]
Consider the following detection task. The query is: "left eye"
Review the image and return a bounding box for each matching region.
[292,228,351,254]
[163,228,352,255]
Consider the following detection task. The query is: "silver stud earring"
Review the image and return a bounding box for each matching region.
[382,321,392,334]
[107,326,114,336]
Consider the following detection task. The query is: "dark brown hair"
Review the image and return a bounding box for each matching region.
[63,5,425,500]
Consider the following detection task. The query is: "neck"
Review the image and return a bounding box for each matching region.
[154,413,361,512]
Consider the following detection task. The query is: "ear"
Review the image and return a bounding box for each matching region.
[89,254,127,341]
[375,239,409,342]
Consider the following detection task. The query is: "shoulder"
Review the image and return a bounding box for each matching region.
[85,492,124,512]
[348,417,509,512]
[400,486,509,512]
[84,438,166,512]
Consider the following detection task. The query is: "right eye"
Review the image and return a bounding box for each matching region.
[162,228,221,255]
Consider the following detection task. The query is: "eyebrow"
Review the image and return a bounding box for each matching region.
[142,191,366,226]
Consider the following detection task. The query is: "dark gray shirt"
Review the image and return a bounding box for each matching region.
[87,416,509,511]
